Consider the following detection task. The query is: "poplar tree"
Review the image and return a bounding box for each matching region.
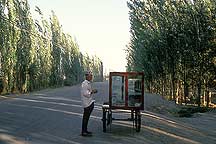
[127,0,216,106]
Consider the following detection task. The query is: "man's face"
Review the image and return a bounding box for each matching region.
[86,74,93,81]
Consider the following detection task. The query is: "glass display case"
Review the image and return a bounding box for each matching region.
[111,75,125,106]
[109,72,144,110]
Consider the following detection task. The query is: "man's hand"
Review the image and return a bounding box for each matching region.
[91,89,98,94]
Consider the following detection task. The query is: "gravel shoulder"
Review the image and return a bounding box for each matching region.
[143,92,216,144]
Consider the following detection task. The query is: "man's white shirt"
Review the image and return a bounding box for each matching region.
[81,80,95,108]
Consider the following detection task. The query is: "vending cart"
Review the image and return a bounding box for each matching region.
[102,72,144,132]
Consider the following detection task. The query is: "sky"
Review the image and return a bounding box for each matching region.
[28,0,131,73]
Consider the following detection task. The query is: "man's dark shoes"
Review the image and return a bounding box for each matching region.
[81,132,92,137]
[86,131,92,135]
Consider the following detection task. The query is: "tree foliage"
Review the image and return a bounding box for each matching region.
[0,0,103,94]
[127,0,216,106]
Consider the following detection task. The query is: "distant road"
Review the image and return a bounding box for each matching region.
[0,81,215,144]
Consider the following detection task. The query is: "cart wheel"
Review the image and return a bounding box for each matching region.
[107,112,112,126]
[135,111,141,132]
[131,110,134,120]
[102,108,107,132]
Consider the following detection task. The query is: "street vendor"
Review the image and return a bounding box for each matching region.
[80,70,98,136]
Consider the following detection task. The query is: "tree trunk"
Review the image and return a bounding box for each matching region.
[184,82,189,105]
[197,80,201,107]
[206,90,210,108]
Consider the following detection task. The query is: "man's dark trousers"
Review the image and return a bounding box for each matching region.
[82,102,94,133]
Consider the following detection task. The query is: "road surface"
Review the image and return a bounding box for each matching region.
[0,81,215,144]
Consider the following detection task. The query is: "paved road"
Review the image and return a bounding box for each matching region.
[0,82,137,144]
[0,82,215,144]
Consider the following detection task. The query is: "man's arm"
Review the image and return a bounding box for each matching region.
[82,83,92,97]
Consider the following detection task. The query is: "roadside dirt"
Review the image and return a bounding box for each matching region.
[142,93,216,144]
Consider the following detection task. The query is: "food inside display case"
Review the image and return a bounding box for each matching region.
[128,78,142,107]
[111,76,125,106]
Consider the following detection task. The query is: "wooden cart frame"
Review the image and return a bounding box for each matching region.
[102,72,144,132]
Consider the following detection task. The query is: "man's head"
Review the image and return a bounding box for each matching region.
[85,71,93,81]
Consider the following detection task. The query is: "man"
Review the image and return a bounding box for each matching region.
[80,71,98,136]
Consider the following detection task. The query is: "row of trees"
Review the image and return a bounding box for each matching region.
[0,0,103,94]
[127,0,216,107]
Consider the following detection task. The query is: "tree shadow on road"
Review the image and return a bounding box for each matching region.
[0,95,215,144]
